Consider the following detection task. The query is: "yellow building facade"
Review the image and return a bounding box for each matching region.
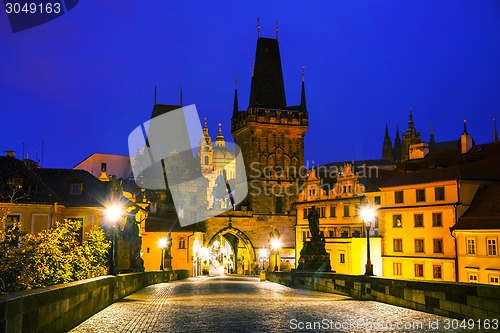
[296,165,382,275]
[452,184,500,285]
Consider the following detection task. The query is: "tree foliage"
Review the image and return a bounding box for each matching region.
[0,218,110,294]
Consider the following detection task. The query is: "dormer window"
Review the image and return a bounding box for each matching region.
[70,183,82,195]
[8,177,23,189]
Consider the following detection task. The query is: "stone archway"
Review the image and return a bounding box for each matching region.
[207,226,256,275]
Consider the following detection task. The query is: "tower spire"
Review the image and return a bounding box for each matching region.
[300,66,307,112]
[257,18,260,38]
[494,117,498,143]
[430,123,435,144]
[463,119,467,134]
[233,75,239,116]
[382,123,393,161]
[275,20,279,39]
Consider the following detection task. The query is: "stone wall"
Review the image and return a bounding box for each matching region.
[266,271,500,320]
[0,270,189,333]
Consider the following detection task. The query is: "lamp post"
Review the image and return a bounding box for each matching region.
[158,237,168,270]
[270,237,281,272]
[105,204,123,276]
[258,248,267,271]
[361,206,375,276]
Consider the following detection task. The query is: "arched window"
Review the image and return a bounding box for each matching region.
[204,156,209,165]
[179,237,186,249]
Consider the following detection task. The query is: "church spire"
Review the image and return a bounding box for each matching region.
[233,76,239,116]
[393,126,402,161]
[463,119,467,134]
[494,117,498,143]
[406,106,415,135]
[430,123,435,144]
[300,67,307,112]
[382,124,393,161]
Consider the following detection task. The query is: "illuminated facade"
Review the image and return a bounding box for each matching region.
[451,184,500,285]
[295,164,383,275]
[377,137,500,282]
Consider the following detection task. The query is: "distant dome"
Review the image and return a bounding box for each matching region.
[213,146,235,160]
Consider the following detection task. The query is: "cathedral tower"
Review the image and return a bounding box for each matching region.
[401,108,422,161]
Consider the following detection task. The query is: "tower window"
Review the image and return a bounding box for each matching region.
[179,237,186,249]
[275,197,283,214]
[205,156,209,165]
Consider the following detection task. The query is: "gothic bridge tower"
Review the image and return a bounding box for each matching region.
[204,32,309,274]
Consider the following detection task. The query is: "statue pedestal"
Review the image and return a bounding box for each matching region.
[116,238,144,273]
[297,240,331,272]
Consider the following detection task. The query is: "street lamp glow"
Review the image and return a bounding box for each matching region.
[258,248,268,257]
[105,204,123,223]
[361,207,375,223]
[270,238,281,251]
[158,237,168,249]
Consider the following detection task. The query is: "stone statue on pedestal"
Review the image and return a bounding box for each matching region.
[297,206,331,272]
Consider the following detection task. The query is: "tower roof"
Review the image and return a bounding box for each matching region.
[233,77,238,116]
[300,70,307,112]
[248,37,286,109]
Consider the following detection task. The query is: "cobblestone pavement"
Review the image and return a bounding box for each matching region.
[70,276,474,333]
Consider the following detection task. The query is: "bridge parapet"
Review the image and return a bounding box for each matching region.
[0,270,189,333]
[266,271,500,320]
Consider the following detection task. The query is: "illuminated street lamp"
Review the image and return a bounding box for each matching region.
[158,237,168,270]
[270,237,281,272]
[105,203,123,275]
[258,248,268,270]
[361,206,375,276]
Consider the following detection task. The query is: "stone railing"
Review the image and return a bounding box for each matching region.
[0,270,189,333]
[266,271,500,320]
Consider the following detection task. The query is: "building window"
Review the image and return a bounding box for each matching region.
[204,156,209,165]
[343,205,350,217]
[415,239,425,253]
[275,197,283,214]
[489,275,499,285]
[319,206,326,218]
[435,187,445,201]
[393,239,403,252]
[147,248,150,253]
[416,189,426,202]
[179,237,186,249]
[433,239,443,253]
[393,263,402,276]
[432,213,442,227]
[433,265,442,279]
[393,214,402,228]
[302,231,310,241]
[414,214,423,227]
[70,183,82,195]
[330,206,336,218]
[487,238,497,256]
[340,253,345,264]
[303,208,308,219]
[467,238,476,255]
[374,196,381,205]
[395,191,404,204]
[328,230,335,238]
[469,273,478,283]
[415,264,424,278]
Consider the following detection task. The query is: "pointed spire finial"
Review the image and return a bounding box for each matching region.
[430,122,435,144]
[494,116,498,143]
[180,87,183,106]
[252,60,255,77]
[409,105,412,118]
[257,18,260,37]
[275,20,279,39]
[464,119,467,134]
[204,117,207,128]
[154,85,157,105]
[385,123,389,137]
[302,66,305,82]
[300,66,307,112]
[233,75,239,116]
[218,123,222,135]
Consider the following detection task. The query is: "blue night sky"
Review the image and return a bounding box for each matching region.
[1,1,499,169]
